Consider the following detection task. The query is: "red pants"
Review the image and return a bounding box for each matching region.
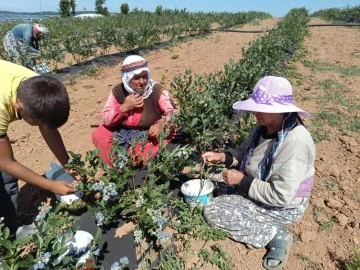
[92,125,175,166]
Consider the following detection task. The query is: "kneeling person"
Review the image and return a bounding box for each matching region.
[92,55,178,166]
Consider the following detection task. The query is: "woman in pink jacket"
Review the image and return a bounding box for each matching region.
[92,55,177,166]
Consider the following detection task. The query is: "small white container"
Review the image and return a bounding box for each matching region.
[181,179,214,205]
[54,230,94,267]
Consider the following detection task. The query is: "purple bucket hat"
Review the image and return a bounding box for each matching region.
[232,76,311,118]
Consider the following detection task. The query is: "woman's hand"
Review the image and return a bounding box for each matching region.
[201,152,225,164]
[222,169,244,186]
[121,94,144,112]
[149,122,161,138]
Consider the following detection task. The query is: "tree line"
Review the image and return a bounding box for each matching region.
[58,1,168,17]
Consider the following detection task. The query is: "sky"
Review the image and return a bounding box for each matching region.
[0,0,358,17]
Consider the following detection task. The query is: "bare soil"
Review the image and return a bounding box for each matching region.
[12,18,360,269]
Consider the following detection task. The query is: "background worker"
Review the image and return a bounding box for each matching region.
[3,23,49,70]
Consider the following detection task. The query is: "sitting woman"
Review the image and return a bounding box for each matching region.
[92,55,177,166]
[202,76,315,270]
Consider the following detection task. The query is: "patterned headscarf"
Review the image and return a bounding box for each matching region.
[240,113,301,181]
[121,55,155,99]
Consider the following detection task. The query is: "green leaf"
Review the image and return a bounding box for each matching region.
[107,167,118,175]
[76,167,88,175]
[67,151,77,158]
[3,227,10,239]
[190,118,199,128]
[56,246,69,256]
[33,233,44,246]
[122,207,137,215]
[0,239,13,249]
[54,202,62,213]
[94,227,102,241]
[38,221,48,234]
[78,181,85,190]
[60,256,72,266]
[163,181,170,190]
[18,258,36,267]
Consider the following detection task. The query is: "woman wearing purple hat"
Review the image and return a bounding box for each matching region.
[202,76,315,270]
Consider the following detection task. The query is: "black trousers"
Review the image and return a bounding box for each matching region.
[0,170,19,235]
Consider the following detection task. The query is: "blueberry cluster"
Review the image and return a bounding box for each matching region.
[33,252,51,270]
[90,181,119,202]
[110,256,129,270]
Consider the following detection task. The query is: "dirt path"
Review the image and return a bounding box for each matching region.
[286,18,360,270]
[12,18,360,269]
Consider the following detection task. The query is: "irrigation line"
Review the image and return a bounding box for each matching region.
[211,29,267,33]
[212,23,360,33]
[307,23,360,27]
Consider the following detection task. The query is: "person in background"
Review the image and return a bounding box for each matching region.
[0,60,78,236]
[92,55,178,166]
[202,76,315,270]
[3,23,49,69]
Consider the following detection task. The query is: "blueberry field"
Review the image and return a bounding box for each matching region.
[1,5,360,270]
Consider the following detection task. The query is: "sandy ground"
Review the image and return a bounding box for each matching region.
[10,18,360,269]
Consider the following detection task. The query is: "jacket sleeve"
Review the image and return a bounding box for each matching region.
[101,92,128,127]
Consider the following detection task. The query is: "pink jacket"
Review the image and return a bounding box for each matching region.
[101,89,177,128]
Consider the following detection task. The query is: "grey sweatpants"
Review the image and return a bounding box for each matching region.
[0,170,19,235]
[204,194,308,247]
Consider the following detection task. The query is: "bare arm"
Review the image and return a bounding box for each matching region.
[39,125,82,181]
[39,125,69,166]
[0,136,75,195]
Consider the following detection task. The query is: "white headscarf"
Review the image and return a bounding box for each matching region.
[121,55,155,99]
[34,24,50,36]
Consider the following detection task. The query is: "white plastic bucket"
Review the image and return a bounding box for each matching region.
[181,179,214,205]
[54,230,93,267]
[45,162,84,204]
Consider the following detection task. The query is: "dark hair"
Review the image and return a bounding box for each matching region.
[17,76,70,128]
[283,112,305,126]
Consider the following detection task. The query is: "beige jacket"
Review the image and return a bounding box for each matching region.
[229,124,315,208]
